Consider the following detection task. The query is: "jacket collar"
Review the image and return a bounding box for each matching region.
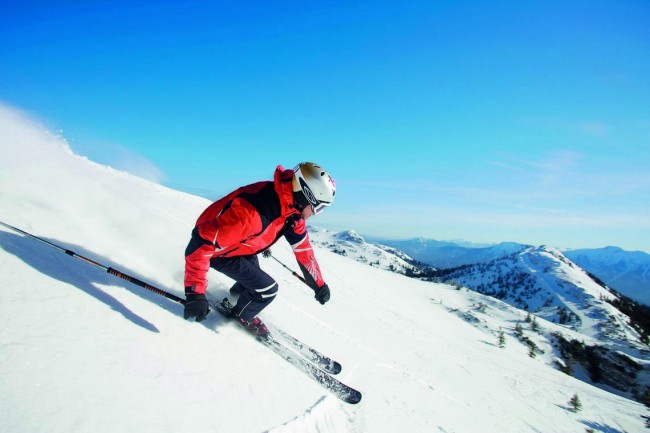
[274,165,298,215]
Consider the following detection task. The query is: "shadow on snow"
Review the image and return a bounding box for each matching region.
[0,230,219,333]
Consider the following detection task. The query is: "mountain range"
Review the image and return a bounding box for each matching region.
[375,237,650,306]
[565,247,650,306]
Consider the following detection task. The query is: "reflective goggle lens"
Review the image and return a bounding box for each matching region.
[312,202,330,214]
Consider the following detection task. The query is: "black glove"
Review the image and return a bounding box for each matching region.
[184,293,209,322]
[314,284,330,305]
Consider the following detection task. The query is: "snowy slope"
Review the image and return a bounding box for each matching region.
[1,103,648,433]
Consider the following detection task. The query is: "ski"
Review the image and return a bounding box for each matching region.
[210,298,362,405]
[258,334,362,404]
[266,324,342,375]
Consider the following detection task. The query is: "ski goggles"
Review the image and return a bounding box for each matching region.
[312,201,331,215]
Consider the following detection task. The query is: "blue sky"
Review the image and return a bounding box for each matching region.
[1,1,649,252]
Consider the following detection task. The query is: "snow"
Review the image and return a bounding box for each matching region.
[438,243,646,344]
[1,103,648,432]
[308,228,424,276]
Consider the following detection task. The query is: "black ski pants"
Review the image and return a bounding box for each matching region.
[210,254,278,322]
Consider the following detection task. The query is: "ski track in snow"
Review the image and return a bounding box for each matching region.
[265,396,356,433]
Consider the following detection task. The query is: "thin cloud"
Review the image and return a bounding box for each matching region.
[518,117,611,138]
[579,122,609,137]
[490,150,584,188]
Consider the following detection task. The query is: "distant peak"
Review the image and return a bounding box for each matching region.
[531,245,564,255]
[335,230,365,244]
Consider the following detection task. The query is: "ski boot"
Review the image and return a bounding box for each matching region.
[216,298,270,340]
[238,316,270,340]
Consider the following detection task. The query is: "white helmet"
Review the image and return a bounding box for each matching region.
[292,162,336,214]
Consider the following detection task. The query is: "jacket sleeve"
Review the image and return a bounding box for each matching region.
[284,218,325,290]
[184,226,215,294]
[184,198,262,294]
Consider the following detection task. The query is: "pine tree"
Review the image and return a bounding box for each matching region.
[527,341,537,358]
[515,322,523,338]
[643,415,650,429]
[531,317,539,333]
[569,393,582,412]
[498,330,506,348]
[641,387,650,408]
[640,387,650,428]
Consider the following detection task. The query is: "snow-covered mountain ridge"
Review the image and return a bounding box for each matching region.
[432,246,628,334]
[309,228,429,276]
[375,236,650,307]
[1,103,648,432]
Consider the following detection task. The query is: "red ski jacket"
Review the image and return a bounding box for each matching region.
[184,165,326,294]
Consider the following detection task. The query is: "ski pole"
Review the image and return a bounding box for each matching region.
[266,252,310,286]
[0,220,187,305]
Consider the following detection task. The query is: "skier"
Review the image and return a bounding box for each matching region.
[183,162,335,337]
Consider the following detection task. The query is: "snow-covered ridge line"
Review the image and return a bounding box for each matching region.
[309,227,430,276]
[375,233,650,306]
